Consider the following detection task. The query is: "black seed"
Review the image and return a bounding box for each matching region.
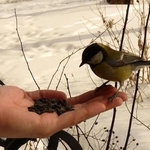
[28,98,74,116]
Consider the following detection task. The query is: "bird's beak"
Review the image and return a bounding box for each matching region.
[79,61,84,67]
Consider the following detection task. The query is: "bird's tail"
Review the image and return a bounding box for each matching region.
[133,61,150,70]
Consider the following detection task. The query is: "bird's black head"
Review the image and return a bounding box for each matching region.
[79,43,107,67]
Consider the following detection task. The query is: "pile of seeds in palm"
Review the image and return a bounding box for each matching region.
[28,98,74,116]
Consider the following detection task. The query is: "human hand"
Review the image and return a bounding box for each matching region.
[0,85,127,138]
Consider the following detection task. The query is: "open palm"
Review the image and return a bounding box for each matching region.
[0,85,127,138]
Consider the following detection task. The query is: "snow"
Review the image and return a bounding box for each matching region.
[0,0,150,149]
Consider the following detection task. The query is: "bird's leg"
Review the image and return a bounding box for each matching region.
[108,82,124,102]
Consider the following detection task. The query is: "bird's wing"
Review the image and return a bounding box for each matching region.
[99,43,144,67]
[106,51,143,67]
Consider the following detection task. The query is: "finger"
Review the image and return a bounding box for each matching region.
[94,85,117,96]
[67,85,118,105]
[54,93,126,130]
[81,91,127,112]
[67,90,95,105]
[26,90,67,100]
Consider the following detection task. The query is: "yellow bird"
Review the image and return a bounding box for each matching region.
[79,43,150,100]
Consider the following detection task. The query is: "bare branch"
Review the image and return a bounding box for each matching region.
[64,73,72,98]
[124,2,150,149]
[14,9,40,90]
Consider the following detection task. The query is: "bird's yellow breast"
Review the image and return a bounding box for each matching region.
[91,62,133,82]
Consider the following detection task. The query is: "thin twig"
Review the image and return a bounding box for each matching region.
[47,48,83,89]
[119,0,131,52]
[141,3,150,57]
[75,125,80,143]
[76,125,94,150]
[87,114,100,137]
[105,108,116,150]
[14,9,40,90]
[64,74,72,98]
[55,54,71,90]
[125,101,150,130]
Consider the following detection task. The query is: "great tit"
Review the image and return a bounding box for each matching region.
[79,43,150,99]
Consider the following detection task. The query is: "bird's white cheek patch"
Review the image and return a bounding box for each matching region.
[88,51,103,65]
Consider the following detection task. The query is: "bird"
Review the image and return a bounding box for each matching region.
[79,43,150,100]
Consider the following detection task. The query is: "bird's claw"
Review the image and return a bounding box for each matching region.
[108,92,118,102]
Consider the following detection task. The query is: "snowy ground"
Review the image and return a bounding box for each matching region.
[0,0,150,149]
